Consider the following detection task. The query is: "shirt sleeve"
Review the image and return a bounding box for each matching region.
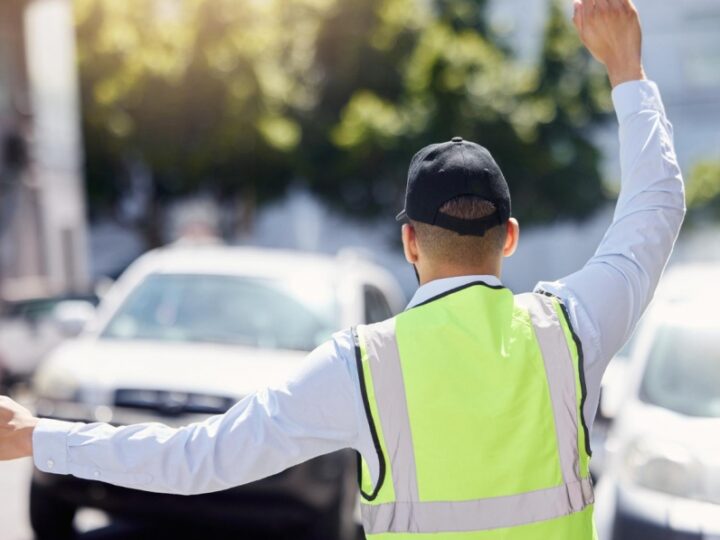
[535,80,686,430]
[32,331,367,495]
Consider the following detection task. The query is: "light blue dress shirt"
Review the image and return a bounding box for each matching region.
[33,80,685,495]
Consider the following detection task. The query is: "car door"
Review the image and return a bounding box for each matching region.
[362,284,394,324]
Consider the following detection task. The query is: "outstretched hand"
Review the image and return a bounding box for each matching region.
[573,0,645,87]
[0,395,38,460]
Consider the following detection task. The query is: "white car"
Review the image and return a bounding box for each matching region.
[594,265,720,540]
[30,245,405,540]
[592,263,716,479]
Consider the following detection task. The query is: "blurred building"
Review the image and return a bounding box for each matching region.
[0,0,88,303]
[489,0,720,175]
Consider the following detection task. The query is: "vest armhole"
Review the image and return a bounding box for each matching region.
[538,291,592,458]
[351,326,387,501]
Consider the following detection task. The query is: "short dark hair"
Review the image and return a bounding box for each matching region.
[410,196,507,265]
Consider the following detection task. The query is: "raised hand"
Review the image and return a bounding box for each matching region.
[573,0,645,87]
[0,395,38,461]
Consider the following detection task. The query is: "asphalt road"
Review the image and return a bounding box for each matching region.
[0,457,33,540]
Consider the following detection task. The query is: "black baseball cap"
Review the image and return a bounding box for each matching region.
[396,137,511,236]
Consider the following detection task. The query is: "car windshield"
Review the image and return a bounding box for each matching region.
[640,323,720,417]
[101,273,338,351]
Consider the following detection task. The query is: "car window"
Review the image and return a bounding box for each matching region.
[2,295,99,321]
[364,285,393,324]
[102,274,338,351]
[616,326,640,361]
[639,323,720,418]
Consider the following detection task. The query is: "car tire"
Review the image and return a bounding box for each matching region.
[30,480,77,540]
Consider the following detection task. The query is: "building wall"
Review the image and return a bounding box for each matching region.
[24,0,89,293]
[0,0,88,301]
[638,0,720,168]
[0,0,46,298]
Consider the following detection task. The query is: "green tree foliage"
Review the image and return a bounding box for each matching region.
[686,160,720,221]
[77,0,329,209]
[76,0,611,226]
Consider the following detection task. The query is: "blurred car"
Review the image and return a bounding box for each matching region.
[30,245,405,540]
[0,293,98,391]
[594,279,720,539]
[591,263,714,480]
[591,330,640,480]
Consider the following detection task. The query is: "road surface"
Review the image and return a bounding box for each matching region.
[0,457,33,540]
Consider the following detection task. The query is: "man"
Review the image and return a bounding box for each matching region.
[0,0,684,538]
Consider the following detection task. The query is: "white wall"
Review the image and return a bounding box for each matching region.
[24,0,89,292]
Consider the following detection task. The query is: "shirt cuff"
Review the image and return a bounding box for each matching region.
[612,80,665,123]
[32,418,78,475]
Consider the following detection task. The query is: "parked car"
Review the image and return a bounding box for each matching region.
[591,330,640,480]
[0,293,98,391]
[30,245,405,540]
[591,263,714,480]
[593,269,720,539]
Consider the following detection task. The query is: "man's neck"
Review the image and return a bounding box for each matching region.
[418,265,501,286]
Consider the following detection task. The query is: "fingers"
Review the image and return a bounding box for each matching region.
[617,0,637,12]
[572,0,583,32]
[599,0,637,16]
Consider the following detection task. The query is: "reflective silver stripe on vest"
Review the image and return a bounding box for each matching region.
[359,319,419,502]
[359,292,593,535]
[514,293,582,486]
[362,477,593,534]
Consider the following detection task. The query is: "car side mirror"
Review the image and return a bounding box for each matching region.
[51,300,96,337]
[94,277,115,300]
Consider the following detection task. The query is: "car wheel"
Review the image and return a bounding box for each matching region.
[30,479,77,540]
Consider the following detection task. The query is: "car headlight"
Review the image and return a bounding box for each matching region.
[33,368,80,401]
[623,438,702,500]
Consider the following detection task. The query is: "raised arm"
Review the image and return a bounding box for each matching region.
[0,335,366,495]
[536,0,686,427]
[573,0,645,88]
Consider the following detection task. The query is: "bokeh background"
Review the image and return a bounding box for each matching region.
[0,0,719,539]
[2,0,720,296]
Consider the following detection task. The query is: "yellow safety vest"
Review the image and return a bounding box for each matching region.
[353,282,596,539]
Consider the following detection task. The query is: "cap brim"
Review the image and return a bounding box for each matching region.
[395,209,407,222]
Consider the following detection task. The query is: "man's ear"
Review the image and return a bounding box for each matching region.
[401,223,419,264]
[503,218,520,258]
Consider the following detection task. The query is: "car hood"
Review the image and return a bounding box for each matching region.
[610,399,720,501]
[614,400,720,455]
[37,337,307,400]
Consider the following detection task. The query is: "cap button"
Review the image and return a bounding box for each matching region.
[451,136,463,143]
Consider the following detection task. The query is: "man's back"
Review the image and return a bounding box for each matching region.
[356,285,594,537]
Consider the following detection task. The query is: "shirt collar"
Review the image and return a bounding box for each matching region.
[405,275,503,310]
